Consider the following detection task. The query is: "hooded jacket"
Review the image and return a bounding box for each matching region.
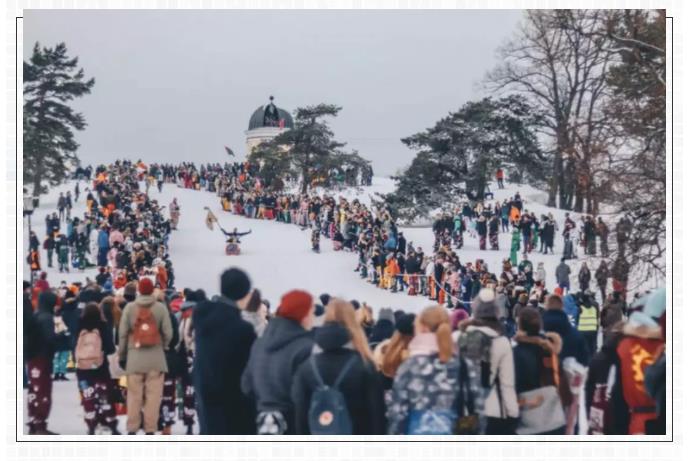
[542,309,589,366]
[241,315,314,434]
[192,295,256,434]
[31,291,58,360]
[291,322,386,435]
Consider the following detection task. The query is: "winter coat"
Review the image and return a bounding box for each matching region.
[32,291,58,360]
[387,333,461,434]
[97,229,109,249]
[60,297,80,349]
[595,264,609,287]
[512,331,563,394]
[241,316,314,434]
[368,319,395,348]
[584,329,628,435]
[542,309,589,366]
[118,295,173,374]
[464,325,519,419]
[291,322,386,435]
[192,295,256,435]
[578,267,591,291]
[555,262,571,285]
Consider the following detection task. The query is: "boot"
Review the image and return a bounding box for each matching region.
[185,425,194,435]
[161,426,172,435]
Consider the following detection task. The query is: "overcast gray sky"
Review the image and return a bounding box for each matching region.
[24,9,523,176]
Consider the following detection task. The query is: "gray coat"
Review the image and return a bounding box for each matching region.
[555,262,571,285]
[118,295,173,374]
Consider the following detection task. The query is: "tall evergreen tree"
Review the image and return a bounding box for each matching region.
[24,42,95,198]
[384,96,546,221]
[249,103,371,193]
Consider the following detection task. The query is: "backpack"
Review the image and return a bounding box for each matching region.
[456,329,498,434]
[308,354,357,435]
[75,329,104,370]
[131,306,161,348]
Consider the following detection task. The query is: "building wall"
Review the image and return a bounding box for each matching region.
[244,126,288,158]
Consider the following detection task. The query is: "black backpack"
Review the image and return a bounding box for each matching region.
[308,354,357,435]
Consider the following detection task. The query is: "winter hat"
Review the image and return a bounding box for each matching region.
[395,313,416,336]
[138,277,154,295]
[378,308,395,324]
[450,308,469,330]
[277,290,313,323]
[124,282,138,302]
[220,267,251,301]
[545,294,564,310]
[350,300,361,310]
[472,288,500,319]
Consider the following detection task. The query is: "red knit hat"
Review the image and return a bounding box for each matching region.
[138,277,154,296]
[277,290,313,323]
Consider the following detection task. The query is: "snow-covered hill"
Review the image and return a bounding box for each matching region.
[24,177,651,313]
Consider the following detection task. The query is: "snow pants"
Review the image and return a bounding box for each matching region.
[77,372,117,432]
[27,356,52,433]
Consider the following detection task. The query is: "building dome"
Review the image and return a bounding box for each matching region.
[248,96,294,131]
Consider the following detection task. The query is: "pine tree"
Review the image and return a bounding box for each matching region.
[24,42,95,199]
[384,96,546,221]
[249,103,371,193]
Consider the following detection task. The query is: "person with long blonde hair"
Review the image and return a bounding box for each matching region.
[387,305,460,434]
[291,299,385,434]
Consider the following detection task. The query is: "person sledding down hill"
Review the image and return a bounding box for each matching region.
[204,207,251,255]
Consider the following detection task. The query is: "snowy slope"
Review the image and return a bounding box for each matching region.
[24,177,649,315]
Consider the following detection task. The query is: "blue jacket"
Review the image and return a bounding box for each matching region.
[98,230,109,249]
[542,309,589,366]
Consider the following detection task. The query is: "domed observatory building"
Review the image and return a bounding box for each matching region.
[244,96,294,155]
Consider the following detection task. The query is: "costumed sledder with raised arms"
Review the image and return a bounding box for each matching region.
[204,207,251,255]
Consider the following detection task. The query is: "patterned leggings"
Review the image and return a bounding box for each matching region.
[53,350,69,375]
[77,373,117,432]
[158,375,177,429]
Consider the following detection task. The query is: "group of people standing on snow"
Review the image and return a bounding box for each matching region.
[23,160,665,437]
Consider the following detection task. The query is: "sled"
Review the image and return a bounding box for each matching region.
[225,243,241,256]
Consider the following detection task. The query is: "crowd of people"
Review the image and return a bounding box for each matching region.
[22,160,666,436]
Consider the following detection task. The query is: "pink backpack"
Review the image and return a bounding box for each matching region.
[75,329,104,370]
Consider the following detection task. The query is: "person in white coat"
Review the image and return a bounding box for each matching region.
[459,289,519,434]
[88,227,99,266]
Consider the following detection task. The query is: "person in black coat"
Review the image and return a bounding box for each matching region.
[193,268,257,435]
[26,291,59,434]
[368,308,395,349]
[542,295,589,366]
[291,301,386,435]
[512,307,566,435]
[241,290,315,435]
[159,299,181,434]
[75,302,118,434]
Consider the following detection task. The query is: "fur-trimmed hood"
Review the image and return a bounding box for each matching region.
[622,321,662,340]
[513,331,563,355]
